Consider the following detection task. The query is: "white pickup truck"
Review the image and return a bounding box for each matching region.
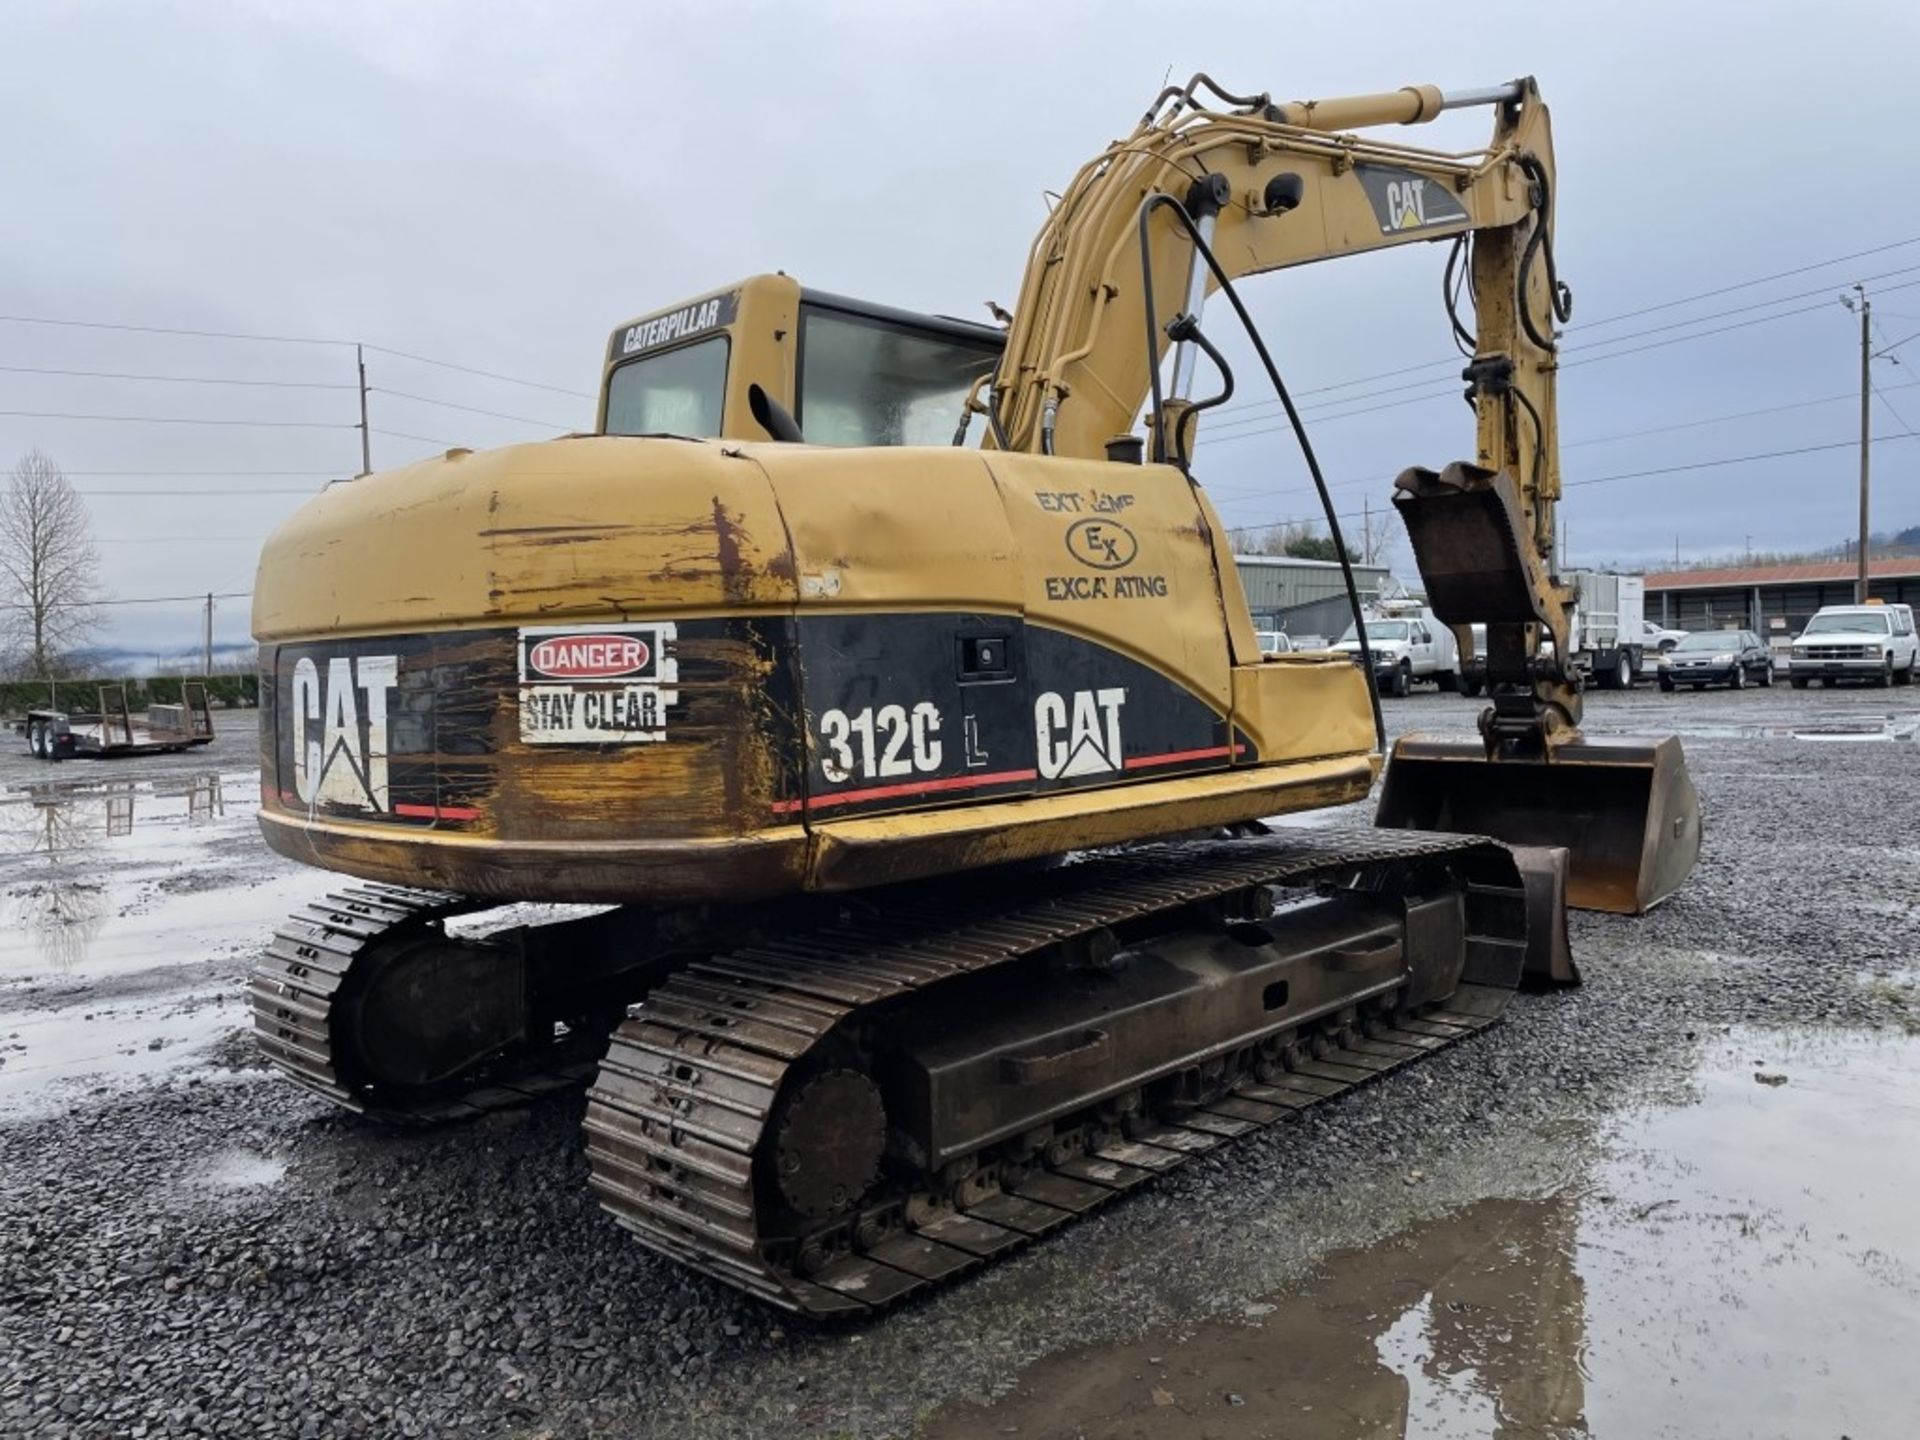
[1787,604,1919,687]
[1330,612,1458,697]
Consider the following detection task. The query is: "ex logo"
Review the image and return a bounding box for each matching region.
[1065,517,1138,570]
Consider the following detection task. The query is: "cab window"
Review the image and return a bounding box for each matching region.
[605,337,728,438]
[797,308,1002,447]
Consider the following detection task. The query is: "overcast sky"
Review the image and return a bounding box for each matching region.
[4,0,1917,650]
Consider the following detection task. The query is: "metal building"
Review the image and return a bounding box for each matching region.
[1233,554,1392,639]
[1644,558,1920,641]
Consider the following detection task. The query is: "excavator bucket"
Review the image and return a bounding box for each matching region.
[1376,734,1701,915]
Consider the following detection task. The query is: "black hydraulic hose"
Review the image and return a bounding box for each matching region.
[1516,155,1573,355]
[1163,312,1235,472]
[1133,193,1387,754]
[1136,202,1172,465]
[1443,233,1477,357]
[1510,383,1547,495]
[985,388,1013,451]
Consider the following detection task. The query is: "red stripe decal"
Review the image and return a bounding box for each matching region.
[393,802,482,821]
[776,743,1249,814]
[277,790,479,822]
[1123,743,1245,770]
[772,768,1038,814]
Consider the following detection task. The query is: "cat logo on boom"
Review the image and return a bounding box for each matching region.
[1034,688,1126,779]
[1355,162,1469,236]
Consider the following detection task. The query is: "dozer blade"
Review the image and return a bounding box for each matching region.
[1375,735,1700,915]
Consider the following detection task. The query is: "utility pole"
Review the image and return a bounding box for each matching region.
[203,593,213,677]
[357,343,372,477]
[1362,495,1372,564]
[1844,286,1871,603]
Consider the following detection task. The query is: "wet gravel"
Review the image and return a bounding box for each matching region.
[1,683,1916,1438]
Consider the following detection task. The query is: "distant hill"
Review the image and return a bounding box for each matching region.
[66,641,258,678]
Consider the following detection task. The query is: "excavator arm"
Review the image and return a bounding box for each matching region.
[982,76,1697,913]
[985,75,1574,740]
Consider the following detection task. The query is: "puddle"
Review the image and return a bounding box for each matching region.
[0,988,242,1116]
[1628,716,1918,742]
[923,1027,1920,1439]
[0,769,312,979]
[195,1148,287,1190]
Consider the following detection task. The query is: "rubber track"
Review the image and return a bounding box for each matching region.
[245,882,599,1123]
[582,828,1527,1315]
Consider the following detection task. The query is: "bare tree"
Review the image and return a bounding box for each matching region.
[1358,505,1400,570]
[0,449,101,678]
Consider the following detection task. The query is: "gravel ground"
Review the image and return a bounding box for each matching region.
[1,682,1916,1438]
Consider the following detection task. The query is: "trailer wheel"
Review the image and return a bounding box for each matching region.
[27,719,45,758]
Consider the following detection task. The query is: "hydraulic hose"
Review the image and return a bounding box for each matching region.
[1134,193,1387,754]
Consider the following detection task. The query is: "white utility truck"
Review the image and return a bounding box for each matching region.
[1458,570,1648,694]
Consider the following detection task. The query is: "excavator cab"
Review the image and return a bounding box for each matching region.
[598,274,1004,447]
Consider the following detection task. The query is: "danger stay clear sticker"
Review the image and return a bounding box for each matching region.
[517,622,679,744]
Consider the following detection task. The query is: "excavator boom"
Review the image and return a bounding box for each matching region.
[974,73,1697,911]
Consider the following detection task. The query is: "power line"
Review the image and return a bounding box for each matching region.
[1577,233,1920,330]
[1199,277,1920,452]
[0,362,354,389]
[87,591,253,608]
[71,487,321,496]
[1871,381,1917,437]
[1205,240,1920,425]
[1565,380,1920,450]
[0,314,343,347]
[363,346,592,399]
[0,409,352,430]
[0,313,590,398]
[370,426,459,447]
[1562,433,1920,491]
[1204,378,1920,508]
[1219,431,1920,539]
[375,388,574,428]
[1207,265,1920,433]
[56,469,337,477]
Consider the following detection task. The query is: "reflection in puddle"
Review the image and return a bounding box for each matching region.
[1651,715,1918,742]
[0,773,227,972]
[197,1148,287,1190]
[925,1028,1920,1440]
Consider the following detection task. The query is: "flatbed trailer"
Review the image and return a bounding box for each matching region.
[18,682,215,760]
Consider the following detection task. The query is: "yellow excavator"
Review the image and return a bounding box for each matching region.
[249,75,1698,1314]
